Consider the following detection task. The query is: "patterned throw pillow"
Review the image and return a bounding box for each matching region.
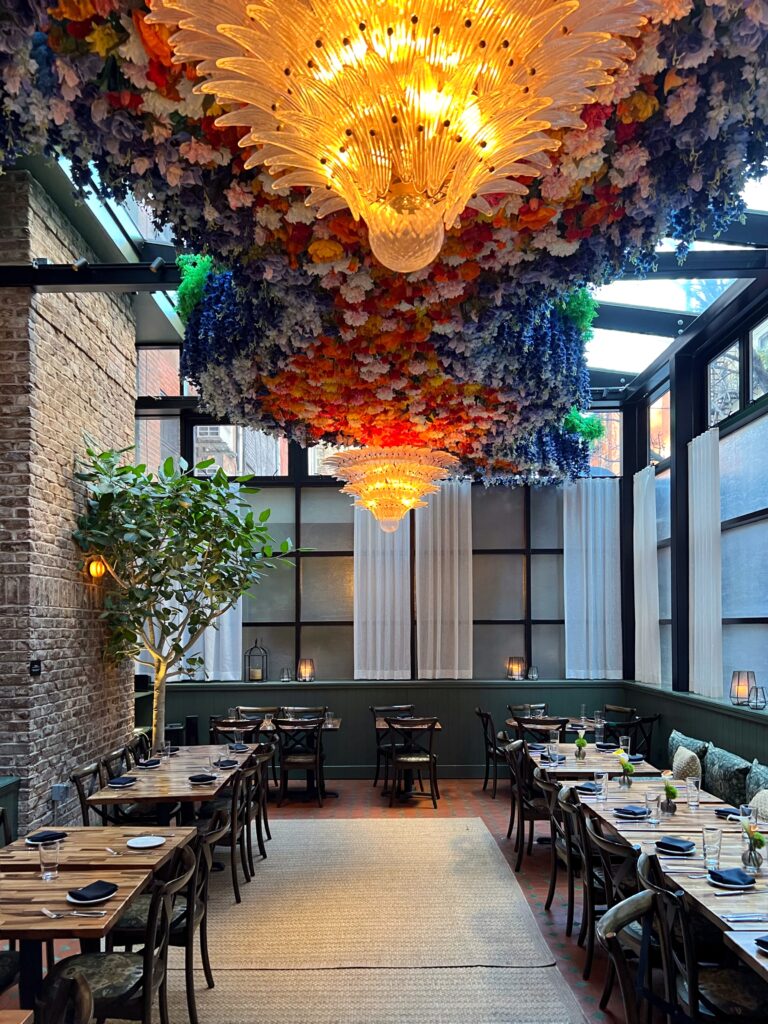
[668,729,709,766]
[704,744,751,807]
[672,746,701,780]
[749,789,768,820]
[747,761,768,803]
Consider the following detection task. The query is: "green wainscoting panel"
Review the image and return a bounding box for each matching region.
[0,776,21,840]
[164,680,623,778]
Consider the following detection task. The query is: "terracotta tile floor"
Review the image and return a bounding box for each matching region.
[270,777,625,1023]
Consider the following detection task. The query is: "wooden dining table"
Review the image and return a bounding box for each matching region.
[522,741,661,779]
[0,1011,32,1023]
[724,930,768,982]
[0,826,193,872]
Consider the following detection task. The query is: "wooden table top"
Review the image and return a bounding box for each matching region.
[0,826,194,871]
[375,718,442,731]
[0,868,150,940]
[579,783,742,834]
[0,1011,33,1023]
[724,931,768,982]
[529,742,660,778]
[87,744,254,805]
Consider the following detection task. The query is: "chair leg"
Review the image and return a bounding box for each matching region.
[430,761,438,809]
[599,959,615,1010]
[544,849,558,911]
[417,770,424,793]
[200,914,215,989]
[231,840,242,904]
[278,767,287,807]
[527,816,534,855]
[507,792,517,842]
[433,761,440,801]
[246,815,255,876]
[373,750,381,787]
[577,881,588,947]
[262,787,271,840]
[583,890,596,980]
[491,758,498,799]
[159,972,170,1024]
[255,805,267,858]
[482,751,490,791]
[565,862,576,937]
[240,831,251,882]
[389,768,397,807]
[515,808,526,872]
[185,938,199,1024]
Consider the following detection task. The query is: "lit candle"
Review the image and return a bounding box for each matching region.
[249,666,263,681]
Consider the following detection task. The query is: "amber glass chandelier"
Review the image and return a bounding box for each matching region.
[322,446,459,532]
[148,0,661,272]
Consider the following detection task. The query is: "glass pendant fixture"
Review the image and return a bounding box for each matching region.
[148,0,662,272]
[322,445,459,532]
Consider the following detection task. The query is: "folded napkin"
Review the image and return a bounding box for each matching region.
[189,773,217,784]
[107,776,136,788]
[213,758,238,769]
[228,743,249,752]
[576,781,601,794]
[714,806,740,818]
[26,830,67,844]
[755,935,768,952]
[595,742,617,752]
[656,836,696,853]
[626,753,645,764]
[167,745,180,754]
[540,752,566,763]
[527,742,545,751]
[615,805,649,817]
[708,867,756,887]
[68,880,118,903]
[137,758,161,768]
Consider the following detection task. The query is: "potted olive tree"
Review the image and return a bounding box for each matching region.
[73,447,292,749]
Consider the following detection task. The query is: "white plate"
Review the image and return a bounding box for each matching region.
[66,890,118,906]
[126,836,166,850]
[707,877,757,890]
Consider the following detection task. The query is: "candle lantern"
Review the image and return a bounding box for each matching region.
[506,656,526,681]
[730,670,755,707]
[297,658,316,682]
[244,640,268,682]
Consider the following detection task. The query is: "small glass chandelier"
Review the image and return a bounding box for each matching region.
[148,0,661,272]
[323,445,459,532]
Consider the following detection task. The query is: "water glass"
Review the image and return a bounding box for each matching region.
[547,729,560,758]
[527,666,539,681]
[645,790,661,824]
[39,841,59,881]
[227,707,237,719]
[703,826,722,870]
[686,777,701,811]
[619,733,631,753]
[594,771,608,804]
[579,704,587,723]
[324,710,333,728]
[740,804,756,823]
[594,723,604,744]
[593,710,604,724]
[280,667,292,682]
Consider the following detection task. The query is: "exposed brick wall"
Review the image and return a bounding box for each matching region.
[0,171,136,831]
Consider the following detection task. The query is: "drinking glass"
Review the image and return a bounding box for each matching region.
[227,707,237,719]
[324,711,333,728]
[593,710,604,724]
[645,790,661,825]
[280,667,292,682]
[594,771,608,804]
[594,723,604,744]
[579,704,587,723]
[532,706,544,719]
[703,827,722,871]
[163,741,172,761]
[527,666,539,681]
[686,777,701,811]
[39,841,60,882]
[740,804,756,822]
[547,729,560,759]
[619,734,631,753]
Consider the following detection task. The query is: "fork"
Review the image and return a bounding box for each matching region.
[105,848,122,857]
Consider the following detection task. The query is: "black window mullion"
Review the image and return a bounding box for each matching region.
[523,487,532,667]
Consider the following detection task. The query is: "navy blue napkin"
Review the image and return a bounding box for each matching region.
[708,867,756,887]
[576,781,601,794]
[26,830,67,844]
[755,935,768,952]
[714,806,740,818]
[107,776,137,788]
[137,758,161,768]
[595,742,616,751]
[527,742,545,751]
[615,805,649,817]
[627,753,645,763]
[189,773,217,784]
[540,752,566,763]
[213,758,238,769]
[656,836,695,853]
[68,880,118,902]
[228,743,249,752]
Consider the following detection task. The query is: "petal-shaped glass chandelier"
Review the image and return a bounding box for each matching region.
[322,446,460,532]
[148,0,662,272]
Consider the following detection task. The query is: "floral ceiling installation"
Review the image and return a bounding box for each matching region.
[1,1,768,481]
[146,0,662,272]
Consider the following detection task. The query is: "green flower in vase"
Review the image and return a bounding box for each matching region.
[575,734,587,760]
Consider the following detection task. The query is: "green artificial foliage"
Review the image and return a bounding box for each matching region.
[664,781,679,800]
[563,406,606,442]
[559,288,598,338]
[73,447,294,747]
[176,254,213,325]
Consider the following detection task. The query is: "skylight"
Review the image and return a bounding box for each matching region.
[592,278,736,315]
[586,329,672,374]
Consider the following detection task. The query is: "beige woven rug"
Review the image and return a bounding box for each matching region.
[171,818,556,970]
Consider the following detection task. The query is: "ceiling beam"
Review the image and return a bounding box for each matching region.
[593,303,694,336]
[696,211,768,248]
[0,261,182,292]
[621,249,768,279]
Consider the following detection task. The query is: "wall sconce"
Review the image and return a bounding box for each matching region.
[506,657,526,681]
[87,557,106,579]
[297,658,316,682]
[730,670,755,706]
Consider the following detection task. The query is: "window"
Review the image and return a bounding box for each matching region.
[136,347,181,397]
[589,410,622,476]
[135,415,180,472]
[648,390,671,463]
[193,425,288,476]
[307,442,352,476]
[656,469,672,690]
[751,316,768,402]
[708,342,740,425]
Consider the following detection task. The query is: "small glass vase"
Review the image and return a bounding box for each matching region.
[742,842,764,874]
[618,773,632,788]
[660,799,677,816]
[575,748,587,761]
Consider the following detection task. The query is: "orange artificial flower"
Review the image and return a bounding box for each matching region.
[132,10,175,67]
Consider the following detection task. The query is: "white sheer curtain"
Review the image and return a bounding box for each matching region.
[633,466,662,686]
[187,598,243,680]
[689,428,723,699]
[563,478,623,679]
[415,480,473,679]
[353,509,411,679]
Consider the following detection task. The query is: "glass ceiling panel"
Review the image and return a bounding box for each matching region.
[742,176,768,213]
[586,328,672,374]
[592,278,735,314]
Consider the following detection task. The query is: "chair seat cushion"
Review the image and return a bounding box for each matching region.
[0,950,19,990]
[113,893,191,934]
[284,753,318,766]
[682,966,768,1018]
[395,754,432,765]
[50,951,162,1004]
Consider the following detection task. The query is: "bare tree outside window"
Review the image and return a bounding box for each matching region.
[751,317,768,402]
[590,410,622,476]
[649,391,671,464]
[708,342,740,426]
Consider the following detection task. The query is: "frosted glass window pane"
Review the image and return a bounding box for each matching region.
[307,442,352,476]
[649,390,670,463]
[660,624,672,690]
[473,555,524,620]
[242,626,295,682]
[721,521,768,617]
[135,416,179,473]
[530,487,563,548]
[657,546,671,620]
[722,624,768,701]
[720,415,768,520]
[473,624,525,679]
[300,489,354,550]
[708,342,740,426]
[301,556,353,621]
[300,625,353,680]
[243,567,295,622]
[751,315,768,401]
[244,488,295,545]
[532,624,565,678]
[656,470,671,541]
[471,487,524,548]
[531,554,564,619]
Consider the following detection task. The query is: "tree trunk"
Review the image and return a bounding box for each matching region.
[151,658,168,752]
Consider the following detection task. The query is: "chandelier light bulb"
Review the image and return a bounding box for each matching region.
[322,446,460,531]
[148,0,663,272]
